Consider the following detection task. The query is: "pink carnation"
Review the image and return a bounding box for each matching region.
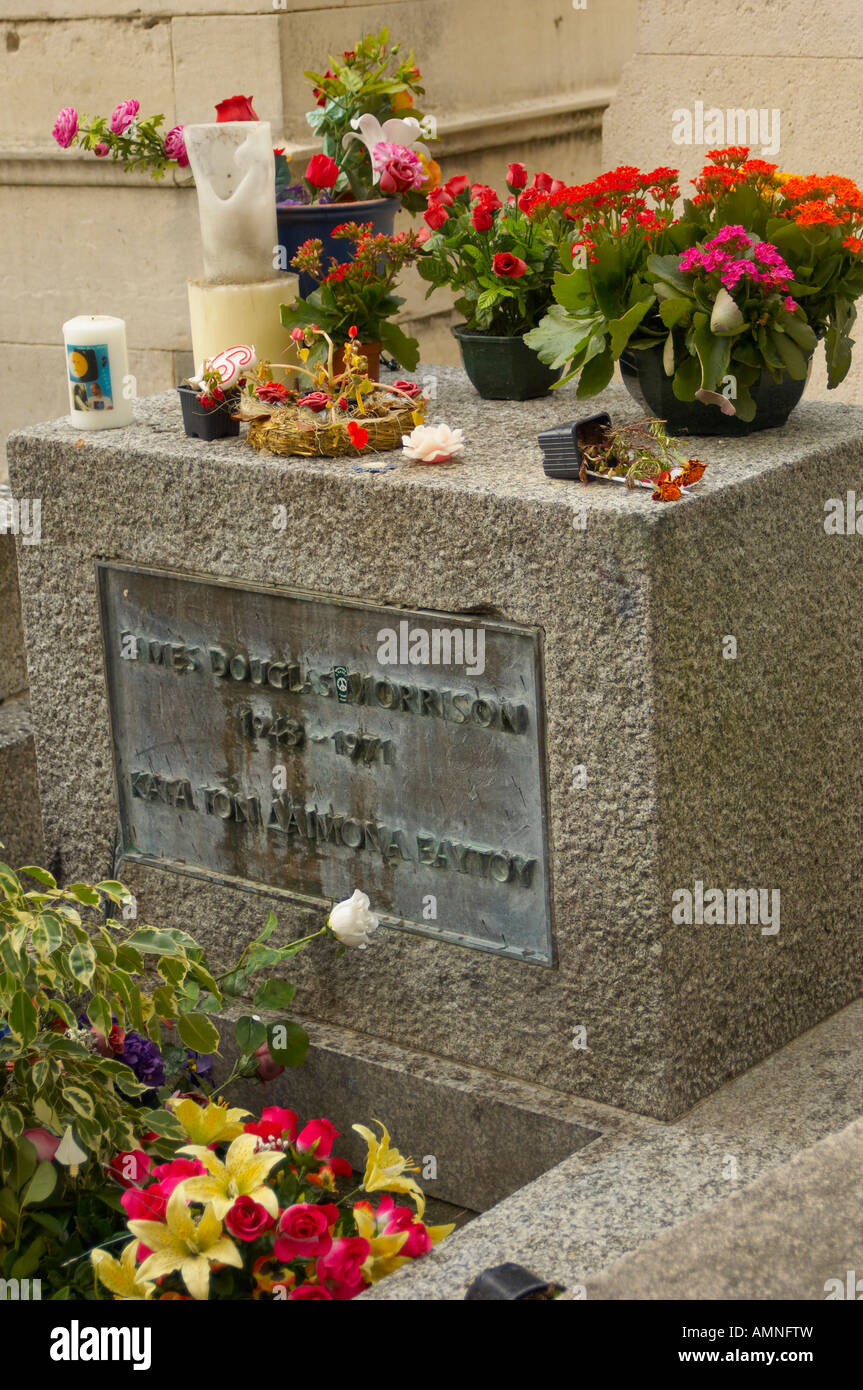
[109,99,140,135]
[52,107,78,149]
[163,124,188,168]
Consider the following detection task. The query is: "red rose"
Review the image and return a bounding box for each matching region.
[295,1118,339,1159]
[507,162,528,190]
[256,380,288,404]
[423,203,449,230]
[244,1106,298,1143]
[316,1236,370,1300]
[393,380,422,398]
[530,171,553,192]
[443,174,469,198]
[470,183,501,210]
[492,251,528,278]
[305,153,339,189]
[274,1202,340,1261]
[107,1150,152,1188]
[297,391,331,413]
[471,206,493,232]
[215,95,258,122]
[290,1284,334,1300]
[225,1196,275,1243]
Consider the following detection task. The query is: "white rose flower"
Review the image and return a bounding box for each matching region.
[327,889,380,948]
[401,423,465,464]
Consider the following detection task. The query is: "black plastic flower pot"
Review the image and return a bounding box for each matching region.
[453,326,563,401]
[177,384,240,441]
[619,344,809,436]
[465,1264,561,1300]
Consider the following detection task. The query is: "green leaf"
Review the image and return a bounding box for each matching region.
[0,863,23,898]
[692,318,731,391]
[10,1137,37,1193]
[234,1015,267,1055]
[709,288,746,336]
[152,984,179,1020]
[63,1085,96,1120]
[779,313,817,353]
[11,1235,47,1277]
[157,956,188,988]
[768,328,809,380]
[524,305,600,370]
[67,939,96,988]
[63,883,101,908]
[253,979,297,1011]
[267,1020,309,1068]
[659,296,693,330]
[552,267,593,312]
[662,331,676,376]
[140,1109,184,1141]
[87,993,113,1040]
[608,298,653,359]
[0,1104,25,1141]
[21,1161,57,1209]
[9,989,38,1047]
[124,926,187,958]
[647,253,692,295]
[576,346,615,397]
[18,866,57,889]
[377,320,420,371]
[177,1011,220,1054]
[673,352,702,400]
[95,880,132,906]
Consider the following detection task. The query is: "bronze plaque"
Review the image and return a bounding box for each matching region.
[97,564,553,963]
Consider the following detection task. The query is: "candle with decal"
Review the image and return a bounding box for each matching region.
[62,315,133,429]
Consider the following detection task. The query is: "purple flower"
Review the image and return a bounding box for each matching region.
[163,124,188,168]
[109,99,140,135]
[184,1050,214,1087]
[119,1030,166,1087]
[52,107,78,149]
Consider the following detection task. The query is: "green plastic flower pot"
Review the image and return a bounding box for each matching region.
[453,326,563,400]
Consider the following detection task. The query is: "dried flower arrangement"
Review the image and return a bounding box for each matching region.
[239,327,425,458]
[578,417,707,501]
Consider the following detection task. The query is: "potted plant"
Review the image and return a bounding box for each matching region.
[417,165,570,399]
[178,362,241,441]
[238,327,425,457]
[276,29,439,291]
[280,221,425,378]
[525,151,863,434]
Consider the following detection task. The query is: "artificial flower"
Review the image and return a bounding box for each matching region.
[168,1097,250,1146]
[347,421,369,449]
[492,251,527,278]
[54,1126,88,1176]
[401,423,465,464]
[298,390,332,412]
[224,1196,275,1242]
[216,95,258,122]
[52,107,78,149]
[327,888,379,947]
[316,1236,371,1300]
[295,1117,340,1159]
[130,1187,242,1302]
[177,1133,283,1219]
[163,125,188,167]
[352,1120,425,1215]
[244,1106,298,1144]
[107,1149,152,1188]
[149,1157,208,1194]
[273,1202,340,1260]
[507,162,528,189]
[22,1128,60,1162]
[256,380,289,404]
[290,1283,334,1300]
[91,1241,155,1301]
[109,99,139,135]
[253,1040,286,1084]
[120,1186,167,1224]
[342,114,429,180]
[305,153,340,189]
[423,202,449,230]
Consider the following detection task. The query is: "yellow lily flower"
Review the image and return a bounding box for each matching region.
[91,1240,155,1301]
[129,1186,242,1301]
[168,1097,250,1146]
[353,1203,411,1282]
[352,1120,426,1217]
[177,1133,283,1219]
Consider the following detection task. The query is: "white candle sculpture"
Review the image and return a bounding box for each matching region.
[184,121,296,378]
[62,315,133,430]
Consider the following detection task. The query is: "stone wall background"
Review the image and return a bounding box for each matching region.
[3,0,863,484]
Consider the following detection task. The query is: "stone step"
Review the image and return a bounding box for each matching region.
[0,504,28,701]
[0,696,44,869]
[583,1114,863,1301]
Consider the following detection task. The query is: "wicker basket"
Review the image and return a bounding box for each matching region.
[247,402,417,458]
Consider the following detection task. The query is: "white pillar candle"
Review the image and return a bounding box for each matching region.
[62,315,133,429]
[188,279,299,386]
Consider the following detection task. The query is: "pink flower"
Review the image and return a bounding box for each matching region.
[295,1118,339,1159]
[297,391,331,413]
[252,1040,285,1083]
[316,1236,370,1300]
[244,1106,298,1143]
[373,143,424,195]
[52,107,78,149]
[23,1128,60,1162]
[163,125,188,168]
[783,295,798,311]
[290,327,305,342]
[121,1185,167,1223]
[274,1203,340,1261]
[393,379,423,398]
[107,1150,152,1188]
[93,142,109,158]
[149,1157,207,1194]
[109,99,140,135]
[224,1196,275,1242]
[290,1284,334,1300]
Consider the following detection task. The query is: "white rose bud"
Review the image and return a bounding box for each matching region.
[327,889,379,948]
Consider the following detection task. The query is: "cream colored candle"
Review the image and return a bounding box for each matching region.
[62,315,133,429]
[188,277,298,382]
